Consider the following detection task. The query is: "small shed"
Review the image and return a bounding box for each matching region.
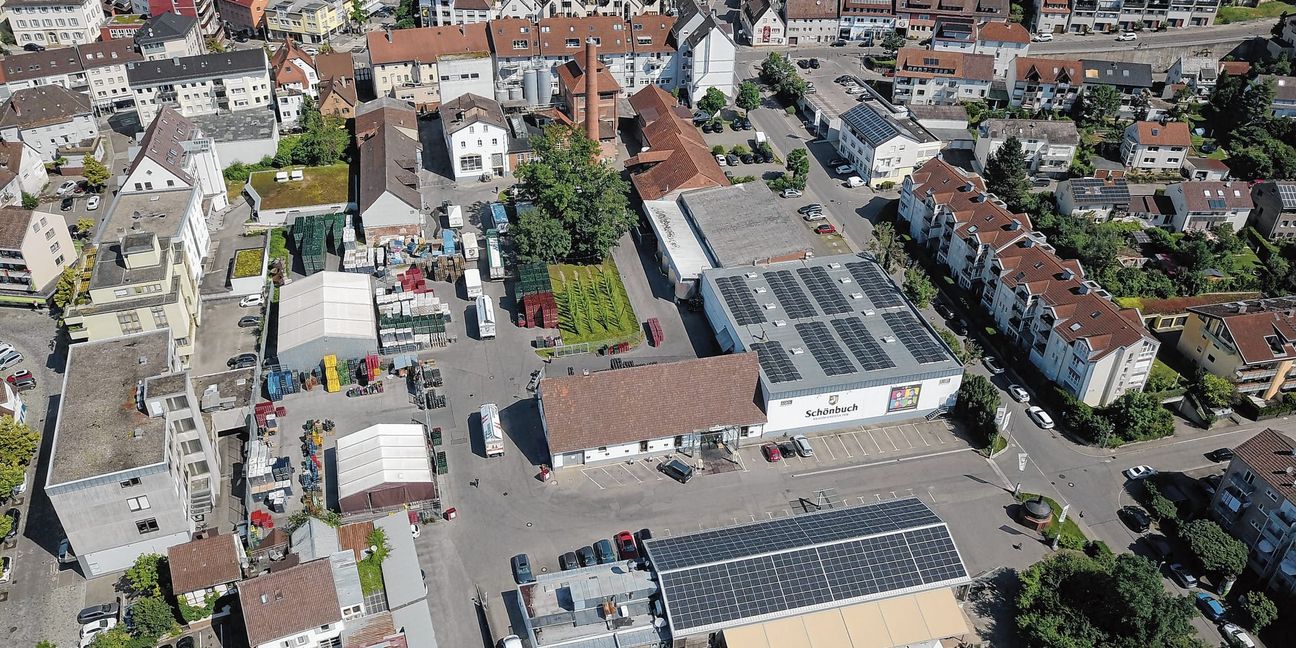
[335,424,436,514]
[276,271,378,370]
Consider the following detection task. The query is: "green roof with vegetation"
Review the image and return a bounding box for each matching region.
[249,164,350,211]
[233,248,265,279]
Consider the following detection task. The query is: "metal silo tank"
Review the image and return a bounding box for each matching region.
[523,69,540,106]
[537,66,554,105]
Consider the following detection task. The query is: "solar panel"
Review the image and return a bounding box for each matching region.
[845,262,904,309]
[842,102,901,147]
[765,270,818,319]
[831,317,895,371]
[751,341,802,383]
[716,276,765,326]
[796,266,853,315]
[882,312,950,364]
[795,322,857,376]
[1278,182,1296,209]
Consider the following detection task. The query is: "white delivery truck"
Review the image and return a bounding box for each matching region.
[464,268,483,298]
[755,131,767,145]
[462,231,479,260]
[481,403,504,457]
[476,294,496,339]
[446,204,464,228]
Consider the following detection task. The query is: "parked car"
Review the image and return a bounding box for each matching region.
[780,188,803,198]
[740,154,754,164]
[0,349,23,372]
[615,530,639,560]
[1026,406,1054,429]
[758,151,774,163]
[949,319,968,336]
[56,180,77,196]
[761,442,782,462]
[835,75,853,83]
[499,636,524,648]
[1202,474,1221,496]
[4,507,20,540]
[1142,534,1173,564]
[814,224,836,235]
[77,603,119,625]
[237,315,260,328]
[227,352,258,369]
[1206,448,1234,462]
[23,43,46,52]
[576,545,596,567]
[594,538,616,564]
[659,458,694,483]
[1221,623,1256,648]
[6,370,33,385]
[1118,505,1151,533]
[715,153,727,166]
[1166,562,1198,588]
[60,197,75,212]
[802,212,827,222]
[1124,465,1158,480]
[511,554,535,583]
[934,302,956,321]
[1195,592,1226,621]
[798,203,825,214]
[809,58,821,69]
[726,154,739,166]
[1116,31,1137,41]
[982,356,1005,374]
[80,618,117,647]
[0,555,10,584]
[634,528,652,556]
[792,434,814,457]
[1031,32,1053,42]
[86,195,101,210]
[240,294,264,308]
[834,164,854,174]
[559,551,580,570]
[58,537,74,564]
[1008,384,1030,403]
[798,59,811,69]
[7,372,35,391]
[830,40,846,47]
[829,157,848,167]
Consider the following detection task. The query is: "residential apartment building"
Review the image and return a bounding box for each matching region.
[1067,0,1213,33]
[1166,0,1218,28]
[0,40,142,115]
[1120,120,1189,171]
[1210,428,1296,598]
[1259,75,1296,119]
[1179,297,1296,401]
[1081,59,1154,115]
[892,47,995,106]
[1010,56,1083,113]
[102,14,148,41]
[1166,55,1218,99]
[785,0,839,45]
[367,23,494,109]
[270,39,320,128]
[1250,181,1296,241]
[135,12,206,61]
[121,107,229,218]
[47,329,219,577]
[671,0,736,103]
[740,0,785,46]
[894,0,1010,37]
[421,0,493,25]
[127,49,274,126]
[0,206,76,296]
[219,0,272,36]
[1055,171,1131,220]
[315,52,359,118]
[0,141,50,205]
[1034,0,1071,34]
[930,18,1029,83]
[82,40,147,115]
[266,0,348,44]
[838,0,894,42]
[240,559,346,648]
[0,86,99,162]
[900,157,1157,406]
[974,119,1078,177]
[148,0,222,39]
[440,93,510,179]
[1165,180,1254,232]
[3,0,108,47]
[836,90,941,188]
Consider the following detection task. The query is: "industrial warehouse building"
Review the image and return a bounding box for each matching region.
[700,254,964,434]
[335,424,436,515]
[276,271,378,370]
[537,354,767,469]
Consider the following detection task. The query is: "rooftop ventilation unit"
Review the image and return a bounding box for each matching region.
[790,347,805,355]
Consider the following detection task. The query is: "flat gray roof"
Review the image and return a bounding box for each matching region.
[701,254,963,395]
[99,187,198,244]
[190,110,278,142]
[49,330,174,485]
[679,183,816,267]
[86,238,179,291]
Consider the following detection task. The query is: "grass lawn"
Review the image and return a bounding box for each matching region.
[1218,1,1295,23]
[248,164,350,210]
[549,259,641,346]
[226,179,245,204]
[1231,248,1261,272]
[1019,492,1087,547]
[358,558,384,595]
[269,229,290,265]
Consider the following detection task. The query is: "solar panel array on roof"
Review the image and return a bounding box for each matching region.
[831,317,896,371]
[797,266,853,315]
[1278,183,1296,209]
[1208,198,1227,210]
[795,321,857,376]
[716,276,766,326]
[648,498,967,633]
[882,312,949,364]
[846,262,904,308]
[765,270,818,320]
[842,103,901,147]
[751,341,802,383]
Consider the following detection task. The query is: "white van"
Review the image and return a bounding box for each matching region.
[846,176,866,188]
[464,268,483,299]
[462,232,479,260]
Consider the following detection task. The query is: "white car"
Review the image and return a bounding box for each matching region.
[239,294,264,308]
[86,195,100,211]
[1221,623,1256,648]
[716,154,727,167]
[500,636,524,648]
[780,188,803,198]
[791,434,814,457]
[1124,465,1158,480]
[982,356,1005,375]
[1116,31,1137,41]
[411,523,421,539]
[56,180,78,196]
[802,212,827,222]
[1008,384,1030,403]
[1026,406,1054,429]
[834,164,854,175]
[1032,32,1053,42]
[81,618,117,644]
[0,555,11,583]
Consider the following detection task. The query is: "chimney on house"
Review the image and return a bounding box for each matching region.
[584,36,599,141]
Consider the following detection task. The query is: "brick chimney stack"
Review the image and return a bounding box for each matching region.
[584,36,599,141]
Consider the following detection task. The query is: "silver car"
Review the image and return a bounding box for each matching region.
[791,434,814,457]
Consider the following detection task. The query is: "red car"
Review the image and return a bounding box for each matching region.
[615,531,639,560]
[814,224,837,235]
[6,370,32,384]
[761,442,782,462]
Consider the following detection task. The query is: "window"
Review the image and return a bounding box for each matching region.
[512,39,528,49]
[120,477,142,488]
[460,154,483,172]
[127,495,150,511]
[181,439,203,456]
[150,307,168,327]
[1243,470,1256,485]
[49,241,60,254]
[136,518,159,534]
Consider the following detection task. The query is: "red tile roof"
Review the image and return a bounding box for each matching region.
[1127,120,1190,147]
[168,533,242,594]
[897,47,995,81]
[538,16,631,57]
[786,0,839,20]
[1219,61,1251,77]
[1177,180,1253,212]
[270,39,314,89]
[488,18,540,58]
[367,24,490,66]
[239,559,341,647]
[1134,292,1261,316]
[315,52,355,81]
[538,354,766,455]
[1188,297,1296,365]
[625,85,728,200]
[1014,56,1083,85]
[1232,429,1296,501]
[630,16,676,54]
[978,21,1029,44]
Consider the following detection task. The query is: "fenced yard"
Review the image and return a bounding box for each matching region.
[549,260,640,347]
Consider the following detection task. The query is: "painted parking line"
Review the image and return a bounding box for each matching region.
[865,429,886,453]
[581,469,607,489]
[850,431,869,455]
[620,464,643,483]
[837,435,853,459]
[908,424,930,447]
[899,426,917,449]
[603,467,629,486]
[881,427,901,451]
[819,437,837,461]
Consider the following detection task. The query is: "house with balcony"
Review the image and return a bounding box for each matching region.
[1081,59,1154,115]
[367,22,493,110]
[148,0,223,40]
[974,118,1078,178]
[838,0,895,43]
[3,0,108,48]
[0,86,99,163]
[1165,180,1253,232]
[1166,55,1218,99]
[1010,56,1084,113]
[1250,181,1296,241]
[1121,120,1189,172]
[900,157,1158,406]
[836,91,941,189]
[266,0,348,45]
[892,47,995,106]
[168,532,245,611]
[127,49,273,126]
[135,12,206,61]
[1257,75,1296,119]
[1055,170,1131,220]
[1034,0,1071,34]
[1166,0,1218,28]
[270,39,320,128]
[219,0,272,36]
[1210,428,1296,597]
[0,207,77,298]
[894,0,1010,38]
[120,107,229,220]
[0,40,142,116]
[670,0,737,104]
[239,558,347,648]
[1178,296,1296,402]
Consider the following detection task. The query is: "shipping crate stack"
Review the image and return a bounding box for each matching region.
[429,254,466,284]
[322,355,341,393]
[517,263,558,328]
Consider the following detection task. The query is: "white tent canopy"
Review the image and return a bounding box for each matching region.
[335,424,434,501]
[277,271,377,368]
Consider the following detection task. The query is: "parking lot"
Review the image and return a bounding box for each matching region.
[190,296,263,377]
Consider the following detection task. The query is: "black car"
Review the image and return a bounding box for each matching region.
[797,59,811,69]
[77,603,119,625]
[834,75,852,84]
[934,302,956,321]
[1030,177,1051,187]
[949,319,968,336]
[60,197,74,212]
[511,553,534,584]
[798,203,825,214]
[3,508,19,540]
[176,637,194,648]
[634,528,653,555]
[738,118,752,130]
[829,157,848,167]
[559,551,579,570]
[227,352,258,369]
[23,43,46,52]
[1118,505,1151,533]
[576,545,596,567]
[809,58,821,69]
[1142,534,1173,564]
[740,154,754,164]
[237,315,260,328]
[1206,448,1235,462]
[658,458,694,483]
[760,152,774,163]
[726,154,740,166]
[830,40,846,47]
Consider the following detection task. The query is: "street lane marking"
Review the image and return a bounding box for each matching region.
[792,447,974,477]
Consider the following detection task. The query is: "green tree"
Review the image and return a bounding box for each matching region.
[298,94,324,133]
[785,148,810,177]
[128,597,179,642]
[880,32,906,56]
[125,553,165,598]
[1179,519,1248,578]
[1009,1,1025,23]
[395,0,416,28]
[366,527,391,563]
[955,374,1000,446]
[1192,372,1234,409]
[1104,390,1174,442]
[1079,85,1122,126]
[0,415,40,465]
[1235,591,1278,632]
[902,266,937,308]
[350,0,367,24]
[758,53,806,99]
[205,37,225,53]
[88,628,131,648]
[512,207,572,264]
[736,81,761,114]
[21,192,38,210]
[1144,482,1180,523]
[513,125,633,261]
[866,221,905,274]
[52,267,79,308]
[962,338,984,365]
[0,500,12,537]
[82,156,109,192]
[75,217,95,238]
[1017,552,1197,648]
[983,136,1030,211]
[698,87,727,116]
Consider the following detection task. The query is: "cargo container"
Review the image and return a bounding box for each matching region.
[488,202,510,234]
[481,403,504,457]
[486,231,504,280]
[476,294,496,339]
[442,229,456,256]
[447,204,464,228]
[462,232,479,260]
[464,268,483,298]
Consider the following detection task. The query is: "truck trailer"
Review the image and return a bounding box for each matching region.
[464,268,483,298]
[461,231,479,260]
[485,231,504,280]
[481,403,504,457]
[476,294,496,339]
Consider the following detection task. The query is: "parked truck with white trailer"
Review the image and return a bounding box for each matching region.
[462,231,479,260]
[485,230,504,280]
[476,294,496,339]
[464,268,483,298]
[481,403,504,457]
[446,204,464,228]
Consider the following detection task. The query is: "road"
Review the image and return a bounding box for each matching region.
[1029,20,1273,55]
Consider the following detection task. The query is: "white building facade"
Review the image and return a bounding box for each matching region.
[4,0,107,47]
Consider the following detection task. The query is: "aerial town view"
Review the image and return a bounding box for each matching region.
[8,0,1296,647]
